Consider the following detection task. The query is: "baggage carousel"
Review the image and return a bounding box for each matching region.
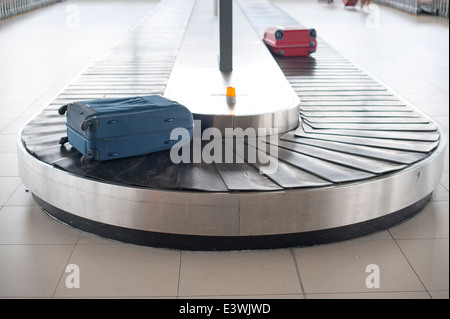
[17,0,446,250]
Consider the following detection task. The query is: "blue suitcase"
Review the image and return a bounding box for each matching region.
[58,95,194,163]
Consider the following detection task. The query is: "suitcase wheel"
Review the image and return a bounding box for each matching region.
[310,29,317,38]
[275,30,284,40]
[310,41,316,47]
[58,104,69,115]
[81,153,94,164]
[59,136,69,145]
[278,50,285,56]
[309,48,316,54]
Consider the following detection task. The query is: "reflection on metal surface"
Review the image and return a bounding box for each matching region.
[163,0,299,135]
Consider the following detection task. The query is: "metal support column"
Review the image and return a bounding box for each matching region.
[219,0,233,72]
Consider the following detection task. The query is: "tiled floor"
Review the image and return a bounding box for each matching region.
[0,0,448,299]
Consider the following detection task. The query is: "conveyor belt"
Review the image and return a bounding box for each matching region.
[17,0,446,250]
[241,0,440,172]
[21,0,441,193]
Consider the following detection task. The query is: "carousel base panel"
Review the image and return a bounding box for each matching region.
[34,193,432,251]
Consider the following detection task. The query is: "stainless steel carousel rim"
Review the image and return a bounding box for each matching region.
[17,124,446,239]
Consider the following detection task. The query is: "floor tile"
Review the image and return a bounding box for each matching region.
[428,290,449,299]
[0,94,43,109]
[306,291,431,299]
[433,116,450,130]
[1,116,36,135]
[0,133,20,153]
[441,171,449,191]
[396,239,449,291]
[178,249,302,297]
[402,92,450,110]
[430,184,449,201]
[424,75,450,93]
[0,107,29,121]
[0,244,75,298]
[389,201,449,239]
[0,153,19,177]
[293,239,425,294]
[0,177,21,205]
[356,230,393,241]
[77,231,123,245]
[4,183,37,206]
[53,244,181,298]
[0,119,12,133]
[0,206,81,245]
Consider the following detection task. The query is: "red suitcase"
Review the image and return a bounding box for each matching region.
[343,0,358,6]
[263,27,317,57]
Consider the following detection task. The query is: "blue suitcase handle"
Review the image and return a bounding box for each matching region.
[81,118,99,131]
[81,120,92,131]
